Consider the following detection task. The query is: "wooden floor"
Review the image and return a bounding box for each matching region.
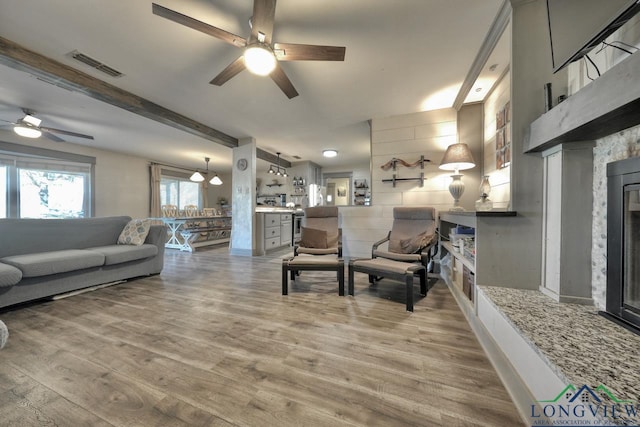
[0,246,524,426]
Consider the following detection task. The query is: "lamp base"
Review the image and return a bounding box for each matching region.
[448,174,465,211]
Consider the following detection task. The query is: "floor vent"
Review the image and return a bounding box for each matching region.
[68,50,124,78]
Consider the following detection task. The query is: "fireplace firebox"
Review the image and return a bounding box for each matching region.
[605,157,640,334]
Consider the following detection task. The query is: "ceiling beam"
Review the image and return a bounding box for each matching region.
[256,148,292,168]
[0,36,238,149]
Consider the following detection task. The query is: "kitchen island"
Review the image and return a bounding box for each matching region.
[255,207,302,255]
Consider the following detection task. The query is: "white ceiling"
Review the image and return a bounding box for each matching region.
[0,0,508,172]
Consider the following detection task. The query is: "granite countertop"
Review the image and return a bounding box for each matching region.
[480,286,640,426]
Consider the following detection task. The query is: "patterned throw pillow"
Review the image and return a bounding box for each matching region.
[118,219,151,246]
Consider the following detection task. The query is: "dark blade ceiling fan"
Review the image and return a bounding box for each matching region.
[0,108,94,142]
[152,1,346,99]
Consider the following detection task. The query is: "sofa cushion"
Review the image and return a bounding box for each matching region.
[118,219,151,246]
[87,244,158,266]
[0,262,22,287]
[1,250,105,278]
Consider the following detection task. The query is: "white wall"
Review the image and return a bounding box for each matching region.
[371,108,459,211]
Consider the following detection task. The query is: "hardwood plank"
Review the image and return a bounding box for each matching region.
[0,246,524,426]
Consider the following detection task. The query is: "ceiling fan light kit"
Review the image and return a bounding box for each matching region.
[13,114,43,138]
[244,43,276,76]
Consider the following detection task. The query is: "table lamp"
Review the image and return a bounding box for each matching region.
[439,143,475,211]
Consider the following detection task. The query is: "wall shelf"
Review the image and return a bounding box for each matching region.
[381,173,424,188]
[380,155,430,171]
[266,183,283,187]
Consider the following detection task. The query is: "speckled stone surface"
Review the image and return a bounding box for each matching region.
[480,286,640,426]
[592,124,640,310]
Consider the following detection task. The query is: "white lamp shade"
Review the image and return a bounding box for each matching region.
[14,125,42,138]
[209,175,223,185]
[190,171,205,182]
[244,44,276,76]
[439,143,475,172]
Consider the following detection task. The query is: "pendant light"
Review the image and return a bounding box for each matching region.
[190,157,223,185]
[268,152,287,177]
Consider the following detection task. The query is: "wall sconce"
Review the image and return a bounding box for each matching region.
[268,152,288,177]
[439,143,475,211]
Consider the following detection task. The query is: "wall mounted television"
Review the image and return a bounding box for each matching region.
[547,0,640,73]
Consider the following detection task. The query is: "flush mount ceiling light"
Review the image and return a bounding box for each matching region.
[268,152,288,177]
[244,42,276,76]
[13,114,42,138]
[323,149,338,158]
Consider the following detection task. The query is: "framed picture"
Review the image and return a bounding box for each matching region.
[504,145,511,167]
[505,101,511,123]
[505,125,511,145]
[337,187,346,197]
[496,148,505,170]
[496,108,506,129]
[496,127,505,150]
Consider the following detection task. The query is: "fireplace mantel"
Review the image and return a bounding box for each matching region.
[525,51,640,153]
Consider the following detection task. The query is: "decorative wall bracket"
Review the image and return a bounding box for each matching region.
[380,155,430,171]
[381,173,425,188]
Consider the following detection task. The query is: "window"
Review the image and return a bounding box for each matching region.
[19,169,87,218]
[160,176,201,209]
[0,153,93,219]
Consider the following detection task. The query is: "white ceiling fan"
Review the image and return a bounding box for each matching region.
[0,109,94,142]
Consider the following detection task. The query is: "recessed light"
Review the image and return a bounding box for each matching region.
[475,87,483,92]
[323,149,338,158]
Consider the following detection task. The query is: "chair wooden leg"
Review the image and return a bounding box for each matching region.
[348,263,355,296]
[405,273,414,312]
[290,269,295,281]
[419,269,427,296]
[282,263,288,295]
[338,263,345,296]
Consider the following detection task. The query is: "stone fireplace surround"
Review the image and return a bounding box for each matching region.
[593,126,640,310]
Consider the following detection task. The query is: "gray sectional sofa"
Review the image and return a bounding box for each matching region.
[0,216,166,309]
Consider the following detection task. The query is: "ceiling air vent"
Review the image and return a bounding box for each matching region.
[68,50,124,78]
[292,155,302,159]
